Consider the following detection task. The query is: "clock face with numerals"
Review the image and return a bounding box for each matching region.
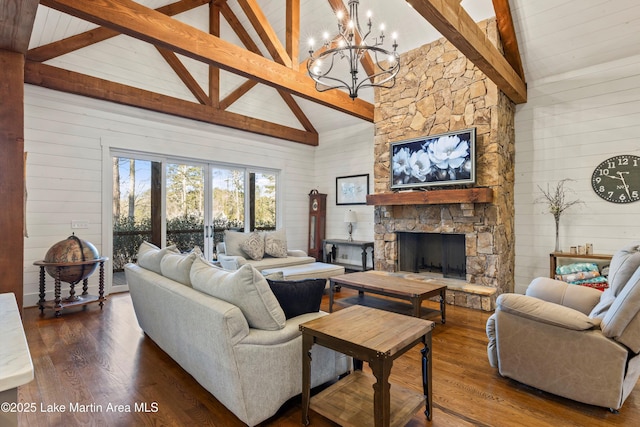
[591,155,640,203]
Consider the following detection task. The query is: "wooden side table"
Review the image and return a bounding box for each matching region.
[300,305,435,427]
[33,257,107,317]
[549,252,612,278]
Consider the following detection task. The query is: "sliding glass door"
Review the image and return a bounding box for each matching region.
[165,162,206,252]
[111,152,279,285]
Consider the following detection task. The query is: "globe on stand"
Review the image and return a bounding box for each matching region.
[44,234,100,287]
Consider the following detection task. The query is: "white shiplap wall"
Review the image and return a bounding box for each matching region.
[314,122,375,267]
[23,85,317,307]
[514,54,640,293]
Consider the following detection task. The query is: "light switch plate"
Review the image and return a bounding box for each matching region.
[71,220,89,229]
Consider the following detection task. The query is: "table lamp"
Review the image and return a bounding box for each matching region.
[344,210,357,242]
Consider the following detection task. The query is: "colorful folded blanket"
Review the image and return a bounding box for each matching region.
[555,262,600,275]
[570,276,608,286]
[555,271,601,282]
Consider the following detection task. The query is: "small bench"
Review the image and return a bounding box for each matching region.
[261,262,345,281]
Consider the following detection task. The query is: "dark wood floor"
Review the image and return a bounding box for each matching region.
[18,289,640,427]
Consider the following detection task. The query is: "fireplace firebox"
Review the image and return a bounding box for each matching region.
[397,232,466,279]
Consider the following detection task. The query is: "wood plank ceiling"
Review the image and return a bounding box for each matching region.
[10,0,526,145]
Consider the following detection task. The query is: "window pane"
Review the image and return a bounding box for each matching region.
[253,172,276,231]
[166,163,205,251]
[211,167,245,246]
[112,157,153,272]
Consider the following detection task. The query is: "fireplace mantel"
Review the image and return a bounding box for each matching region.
[366,188,493,206]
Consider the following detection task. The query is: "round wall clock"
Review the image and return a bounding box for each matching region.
[591,155,640,203]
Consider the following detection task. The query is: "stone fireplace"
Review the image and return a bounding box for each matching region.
[370,18,515,310]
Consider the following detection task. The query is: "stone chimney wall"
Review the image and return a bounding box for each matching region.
[372,18,516,297]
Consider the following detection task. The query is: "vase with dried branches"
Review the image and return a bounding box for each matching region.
[536,179,584,252]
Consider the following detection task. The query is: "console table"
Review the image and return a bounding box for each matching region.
[323,239,374,272]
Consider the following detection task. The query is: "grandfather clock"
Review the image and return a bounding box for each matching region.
[308,190,326,261]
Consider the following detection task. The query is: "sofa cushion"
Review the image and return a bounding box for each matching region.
[497,294,599,331]
[224,230,250,257]
[264,229,288,258]
[160,251,198,286]
[590,243,640,320]
[137,241,179,274]
[601,266,640,352]
[266,278,326,319]
[608,244,640,296]
[244,255,315,271]
[241,232,264,260]
[190,256,286,330]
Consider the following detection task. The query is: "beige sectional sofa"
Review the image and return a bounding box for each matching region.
[125,242,350,426]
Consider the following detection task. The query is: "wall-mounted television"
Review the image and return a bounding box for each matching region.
[390,127,476,190]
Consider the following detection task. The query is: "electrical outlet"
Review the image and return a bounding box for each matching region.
[71,220,89,229]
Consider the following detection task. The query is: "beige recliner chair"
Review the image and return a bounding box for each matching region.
[486,244,640,411]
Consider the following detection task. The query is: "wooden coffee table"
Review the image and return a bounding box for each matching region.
[300,305,435,427]
[329,271,447,323]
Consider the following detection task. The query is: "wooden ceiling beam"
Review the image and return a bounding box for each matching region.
[286,0,300,71]
[222,0,316,134]
[219,80,258,110]
[41,0,373,121]
[408,0,527,104]
[237,0,291,67]
[491,0,525,82]
[0,0,39,53]
[209,2,221,108]
[219,2,263,56]
[29,0,210,62]
[279,92,317,133]
[156,46,211,105]
[25,61,318,146]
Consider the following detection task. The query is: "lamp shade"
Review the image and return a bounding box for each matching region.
[344,210,357,223]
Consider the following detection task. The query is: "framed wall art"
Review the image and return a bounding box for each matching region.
[336,174,369,205]
[390,128,476,189]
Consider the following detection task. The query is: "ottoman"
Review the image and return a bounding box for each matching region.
[261,262,345,281]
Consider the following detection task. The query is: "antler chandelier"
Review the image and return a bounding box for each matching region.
[307,0,399,100]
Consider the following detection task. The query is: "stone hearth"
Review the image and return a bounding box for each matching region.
[370,18,515,309]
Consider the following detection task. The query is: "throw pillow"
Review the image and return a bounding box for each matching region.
[190,256,285,330]
[241,232,265,260]
[267,278,326,319]
[264,229,288,258]
[160,251,198,286]
[137,241,179,274]
[218,256,242,271]
[224,230,250,258]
